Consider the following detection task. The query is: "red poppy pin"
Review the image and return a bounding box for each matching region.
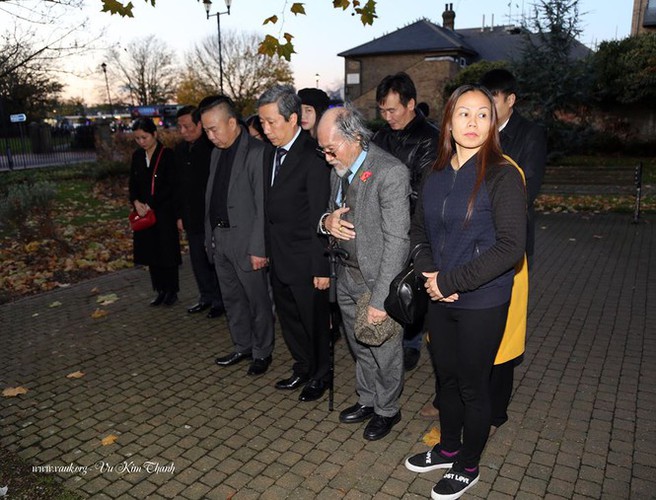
[360,171,372,182]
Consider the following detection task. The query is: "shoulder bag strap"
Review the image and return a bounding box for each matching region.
[150,147,165,196]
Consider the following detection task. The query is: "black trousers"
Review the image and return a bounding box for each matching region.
[149,265,179,293]
[428,301,509,469]
[187,231,223,308]
[271,272,330,381]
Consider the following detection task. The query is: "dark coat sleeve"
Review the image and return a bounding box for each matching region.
[409,172,437,274]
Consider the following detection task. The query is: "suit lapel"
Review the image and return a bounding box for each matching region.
[353,150,375,225]
[271,131,305,189]
[227,129,248,199]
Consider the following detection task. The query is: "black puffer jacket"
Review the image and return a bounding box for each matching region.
[372,111,439,213]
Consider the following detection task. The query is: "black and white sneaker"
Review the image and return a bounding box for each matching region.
[431,463,479,500]
[405,444,458,473]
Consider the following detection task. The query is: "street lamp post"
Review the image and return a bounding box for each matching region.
[101,62,113,114]
[202,0,232,95]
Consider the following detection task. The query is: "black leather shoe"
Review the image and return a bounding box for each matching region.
[206,306,226,319]
[275,374,309,390]
[150,291,166,306]
[299,379,326,402]
[403,347,421,371]
[247,356,272,376]
[339,402,375,424]
[163,292,178,306]
[363,411,401,441]
[187,302,211,314]
[215,351,252,366]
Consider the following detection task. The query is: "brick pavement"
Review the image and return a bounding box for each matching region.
[0,212,654,499]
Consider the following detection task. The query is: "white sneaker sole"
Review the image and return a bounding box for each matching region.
[430,475,479,500]
[404,456,453,473]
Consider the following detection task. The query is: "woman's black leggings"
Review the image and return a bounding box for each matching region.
[428,301,509,469]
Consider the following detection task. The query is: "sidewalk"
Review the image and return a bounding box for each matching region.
[1,212,654,499]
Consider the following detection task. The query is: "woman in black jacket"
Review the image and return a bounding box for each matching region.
[404,85,526,500]
[129,118,181,306]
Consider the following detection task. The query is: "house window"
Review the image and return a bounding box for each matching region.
[347,73,360,85]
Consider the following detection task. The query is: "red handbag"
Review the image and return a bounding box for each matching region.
[129,209,157,231]
[129,148,164,232]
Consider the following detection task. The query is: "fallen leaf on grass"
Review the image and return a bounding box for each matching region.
[91,309,108,319]
[2,386,28,397]
[96,293,118,306]
[422,427,441,447]
[66,371,85,379]
[90,287,100,294]
[593,234,603,239]
[100,434,118,446]
[0,485,8,496]
[49,301,63,308]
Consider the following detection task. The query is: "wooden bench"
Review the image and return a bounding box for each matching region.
[541,163,643,223]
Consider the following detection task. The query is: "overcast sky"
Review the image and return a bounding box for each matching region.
[2,0,634,104]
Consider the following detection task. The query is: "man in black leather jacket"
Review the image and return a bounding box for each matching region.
[371,72,439,372]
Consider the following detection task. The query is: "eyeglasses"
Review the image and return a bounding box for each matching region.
[316,140,346,159]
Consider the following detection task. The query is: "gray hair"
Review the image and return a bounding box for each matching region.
[257,84,301,122]
[334,102,372,151]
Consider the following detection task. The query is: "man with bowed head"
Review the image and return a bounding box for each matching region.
[258,85,332,402]
[174,106,225,319]
[318,104,410,441]
[200,95,275,377]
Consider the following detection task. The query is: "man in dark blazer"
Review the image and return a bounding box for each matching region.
[318,104,410,441]
[257,85,332,402]
[480,69,547,428]
[174,106,224,318]
[200,96,275,376]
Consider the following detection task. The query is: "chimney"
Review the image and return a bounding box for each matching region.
[442,3,455,30]
[481,14,485,32]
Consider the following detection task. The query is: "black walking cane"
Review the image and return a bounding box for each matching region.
[325,245,348,411]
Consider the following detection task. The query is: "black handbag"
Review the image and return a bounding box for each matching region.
[384,243,431,326]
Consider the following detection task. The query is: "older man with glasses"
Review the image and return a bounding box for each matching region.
[317,103,410,441]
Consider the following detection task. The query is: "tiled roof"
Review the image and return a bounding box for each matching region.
[338,19,590,61]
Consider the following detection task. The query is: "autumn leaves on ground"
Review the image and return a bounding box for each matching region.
[1,167,140,304]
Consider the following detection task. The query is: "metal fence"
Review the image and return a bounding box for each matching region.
[0,122,97,171]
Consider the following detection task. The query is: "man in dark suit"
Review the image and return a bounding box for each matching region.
[257,85,332,402]
[174,106,224,318]
[318,104,410,440]
[480,68,547,427]
[200,96,275,376]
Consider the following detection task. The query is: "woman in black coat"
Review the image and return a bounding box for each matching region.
[129,118,181,306]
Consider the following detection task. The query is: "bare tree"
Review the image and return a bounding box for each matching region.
[0,0,98,80]
[108,35,179,106]
[183,30,294,115]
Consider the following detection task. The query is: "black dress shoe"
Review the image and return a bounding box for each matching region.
[187,302,211,314]
[247,356,272,376]
[275,374,309,390]
[150,291,166,306]
[363,411,401,441]
[163,292,178,306]
[206,306,226,319]
[403,347,421,371]
[215,351,252,366]
[299,379,326,402]
[339,402,375,424]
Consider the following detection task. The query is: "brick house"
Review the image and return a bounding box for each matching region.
[339,3,589,120]
[632,0,656,35]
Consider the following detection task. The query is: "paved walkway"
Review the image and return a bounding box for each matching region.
[1,212,654,499]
